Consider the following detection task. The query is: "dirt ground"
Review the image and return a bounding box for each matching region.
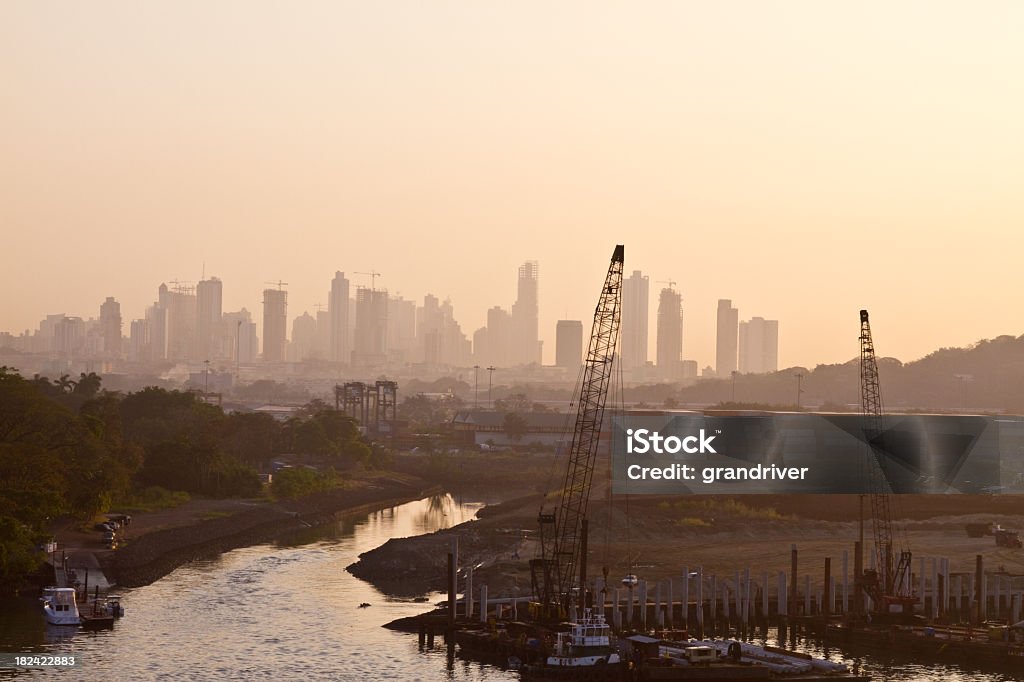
[350,492,1024,598]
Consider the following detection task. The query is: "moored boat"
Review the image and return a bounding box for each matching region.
[40,587,81,626]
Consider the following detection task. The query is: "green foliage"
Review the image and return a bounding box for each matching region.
[116,486,191,513]
[0,515,42,585]
[270,467,340,499]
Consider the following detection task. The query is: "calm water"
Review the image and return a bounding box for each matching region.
[0,495,1017,681]
[0,494,515,681]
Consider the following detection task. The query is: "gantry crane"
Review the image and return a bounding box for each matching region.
[859,309,915,616]
[530,245,624,618]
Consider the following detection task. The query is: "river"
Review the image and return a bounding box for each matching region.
[0,495,1017,681]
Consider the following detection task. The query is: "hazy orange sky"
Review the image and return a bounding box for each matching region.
[3,2,1023,370]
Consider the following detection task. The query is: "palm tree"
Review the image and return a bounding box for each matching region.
[54,374,75,394]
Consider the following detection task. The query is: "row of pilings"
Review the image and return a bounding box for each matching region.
[442,540,1024,636]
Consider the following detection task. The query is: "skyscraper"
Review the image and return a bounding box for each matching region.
[99,296,122,359]
[290,311,317,362]
[656,288,683,379]
[161,282,197,361]
[716,299,739,377]
[352,288,388,366]
[223,309,258,364]
[387,295,417,363]
[196,277,223,361]
[329,272,350,364]
[511,261,540,365]
[739,317,779,374]
[555,320,583,371]
[262,288,288,362]
[621,270,649,371]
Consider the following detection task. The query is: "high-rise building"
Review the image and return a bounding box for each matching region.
[196,277,223,361]
[555,320,583,371]
[314,308,331,360]
[329,272,350,364]
[474,306,512,367]
[54,316,85,357]
[223,309,258,364]
[159,282,198,361]
[622,270,650,370]
[716,299,739,377]
[387,295,417,363]
[290,311,317,362]
[128,318,147,361]
[416,294,470,366]
[262,288,288,362]
[353,288,388,366]
[511,261,541,365]
[656,288,683,379]
[146,300,167,360]
[99,296,122,359]
[738,317,779,374]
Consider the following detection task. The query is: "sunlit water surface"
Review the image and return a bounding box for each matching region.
[0,495,1018,681]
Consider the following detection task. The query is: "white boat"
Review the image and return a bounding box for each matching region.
[547,609,622,667]
[522,609,624,679]
[40,587,81,626]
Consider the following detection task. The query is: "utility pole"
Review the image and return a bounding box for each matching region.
[235,320,242,378]
[731,370,738,403]
[473,365,480,409]
[796,373,804,409]
[204,359,210,394]
[487,366,496,408]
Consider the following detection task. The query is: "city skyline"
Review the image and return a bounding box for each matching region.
[4,3,1024,369]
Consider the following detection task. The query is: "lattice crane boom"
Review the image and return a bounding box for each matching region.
[859,309,913,612]
[531,245,624,616]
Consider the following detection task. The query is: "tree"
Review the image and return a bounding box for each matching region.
[73,372,102,398]
[503,412,528,443]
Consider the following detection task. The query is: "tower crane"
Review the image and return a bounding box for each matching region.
[356,271,382,290]
[859,309,915,616]
[531,245,624,619]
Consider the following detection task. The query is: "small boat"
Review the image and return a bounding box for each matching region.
[40,588,81,626]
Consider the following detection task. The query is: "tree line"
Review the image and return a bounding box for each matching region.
[0,367,376,586]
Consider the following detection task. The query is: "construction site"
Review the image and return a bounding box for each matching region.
[367,245,1024,681]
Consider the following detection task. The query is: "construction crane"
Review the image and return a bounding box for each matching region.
[356,271,382,290]
[530,245,624,619]
[657,279,677,290]
[859,309,915,616]
[264,280,289,290]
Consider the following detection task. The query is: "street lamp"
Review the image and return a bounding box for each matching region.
[731,371,738,403]
[487,366,496,408]
[204,359,210,394]
[796,373,804,409]
[473,365,480,410]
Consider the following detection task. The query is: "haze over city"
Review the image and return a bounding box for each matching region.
[4,1,1024,370]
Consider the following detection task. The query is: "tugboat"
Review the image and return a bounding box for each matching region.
[40,588,81,626]
[521,609,625,680]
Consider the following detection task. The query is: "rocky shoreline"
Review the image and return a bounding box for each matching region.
[103,478,439,588]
